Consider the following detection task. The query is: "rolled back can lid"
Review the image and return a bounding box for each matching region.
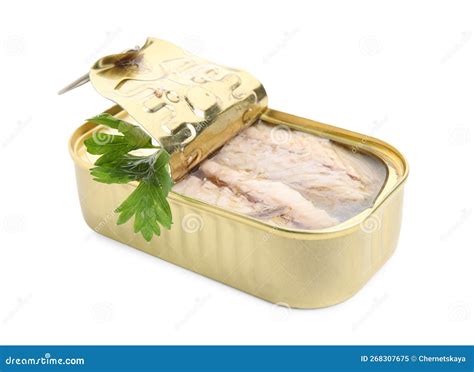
[89,37,268,180]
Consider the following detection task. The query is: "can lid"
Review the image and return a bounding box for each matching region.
[89,37,268,180]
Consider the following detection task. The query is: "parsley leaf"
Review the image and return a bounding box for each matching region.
[84,113,156,165]
[85,114,173,241]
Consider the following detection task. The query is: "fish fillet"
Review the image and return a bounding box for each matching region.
[173,175,289,224]
[172,121,386,230]
[200,161,338,229]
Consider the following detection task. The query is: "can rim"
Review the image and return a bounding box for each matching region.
[69,106,409,240]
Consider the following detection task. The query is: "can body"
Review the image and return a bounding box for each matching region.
[69,107,408,308]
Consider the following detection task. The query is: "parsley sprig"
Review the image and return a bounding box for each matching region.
[84,113,173,241]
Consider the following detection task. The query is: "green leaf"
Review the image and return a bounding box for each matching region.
[85,114,173,241]
[87,113,122,129]
[85,113,156,166]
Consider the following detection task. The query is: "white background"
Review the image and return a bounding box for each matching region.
[0,0,473,345]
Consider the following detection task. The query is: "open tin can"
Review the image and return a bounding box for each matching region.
[68,38,408,308]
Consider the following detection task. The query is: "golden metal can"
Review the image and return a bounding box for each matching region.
[69,104,408,308]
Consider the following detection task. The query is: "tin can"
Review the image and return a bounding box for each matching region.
[69,105,408,309]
